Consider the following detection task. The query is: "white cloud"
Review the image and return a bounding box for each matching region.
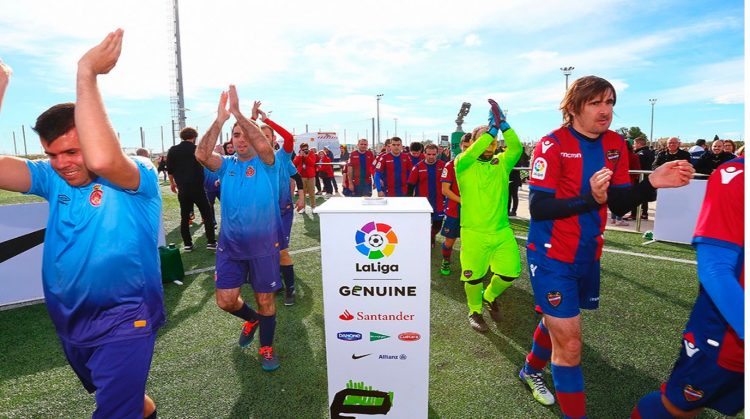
[464,34,481,47]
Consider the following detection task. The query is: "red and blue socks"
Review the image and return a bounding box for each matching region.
[524,320,552,374]
[551,363,587,419]
[441,243,453,261]
[631,391,671,419]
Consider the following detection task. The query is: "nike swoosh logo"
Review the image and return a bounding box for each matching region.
[352,354,372,360]
[0,228,46,264]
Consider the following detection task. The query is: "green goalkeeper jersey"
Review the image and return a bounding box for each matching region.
[455,128,522,232]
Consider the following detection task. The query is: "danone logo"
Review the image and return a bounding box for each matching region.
[337,332,362,341]
[355,222,398,259]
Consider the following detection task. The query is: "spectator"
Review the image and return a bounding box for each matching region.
[612,141,640,225]
[688,138,707,165]
[339,144,349,162]
[323,146,338,195]
[694,140,735,175]
[736,145,745,157]
[157,155,168,181]
[222,141,234,155]
[317,150,335,197]
[653,137,690,169]
[310,147,322,195]
[630,136,655,220]
[723,139,737,156]
[439,145,451,162]
[203,167,220,227]
[293,143,318,211]
[508,147,530,216]
[167,127,217,252]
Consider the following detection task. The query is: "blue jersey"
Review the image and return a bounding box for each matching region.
[276,149,298,214]
[216,155,281,259]
[25,158,164,347]
[203,167,220,192]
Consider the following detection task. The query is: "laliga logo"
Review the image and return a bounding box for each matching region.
[355,221,398,259]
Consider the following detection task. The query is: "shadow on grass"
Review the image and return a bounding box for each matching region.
[601,265,693,311]
[228,279,328,418]
[0,303,68,381]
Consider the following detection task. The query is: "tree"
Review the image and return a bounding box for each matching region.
[627,126,645,140]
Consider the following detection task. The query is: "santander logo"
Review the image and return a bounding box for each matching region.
[339,310,354,321]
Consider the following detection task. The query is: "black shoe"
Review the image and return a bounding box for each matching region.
[509,212,517,217]
[284,289,296,306]
[484,298,501,322]
[468,312,488,332]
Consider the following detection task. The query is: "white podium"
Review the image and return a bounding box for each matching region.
[653,179,707,244]
[316,197,433,419]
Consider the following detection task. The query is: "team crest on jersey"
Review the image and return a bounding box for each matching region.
[245,166,255,177]
[463,270,473,279]
[606,149,620,161]
[531,157,547,180]
[683,385,704,402]
[89,185,103,207]
[547,291,562,307]
[442,167,448,177]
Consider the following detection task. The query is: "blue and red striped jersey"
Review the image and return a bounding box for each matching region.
[348,150,374,186]
[527,127,630,263]
[408,159,446,214]
[686,158,744,372]
[375,152,413,197]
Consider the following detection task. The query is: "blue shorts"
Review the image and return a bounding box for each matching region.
[61,333,157,419]
[663,337,744,416]
[216,251,281,293]
[441,215,460,239]
[280,209,294,250]
[352,182,372,197]
[527,251,600,318]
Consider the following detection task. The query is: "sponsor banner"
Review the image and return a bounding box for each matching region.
[317,197,432,418]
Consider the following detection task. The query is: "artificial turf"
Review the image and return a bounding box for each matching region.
[0,185,739,418]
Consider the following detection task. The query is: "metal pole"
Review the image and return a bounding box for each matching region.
[12,131,17,155]
[171,120,176,145]
[376,94,383,144]
[161,126,165,153]
[560,66,575,90]
[394,118,398,137]
[21,125,27,156]
[140,127,145,148]
[649,98,657,142]
[173,0,186,130]
[371,118,375,144]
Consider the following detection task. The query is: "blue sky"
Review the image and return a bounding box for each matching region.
[0,0,744,155]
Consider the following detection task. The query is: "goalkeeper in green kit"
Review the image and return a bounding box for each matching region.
[455,99,522,332]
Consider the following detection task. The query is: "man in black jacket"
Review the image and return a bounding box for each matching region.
[167,127,217,252]
[653,137,690,169]
[694,139,735,175]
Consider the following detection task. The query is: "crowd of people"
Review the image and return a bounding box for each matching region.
[0,30,743,419]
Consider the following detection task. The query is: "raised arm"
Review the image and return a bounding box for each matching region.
[195,91,229,171]
[0,59,11,113]
[228,85,274,165]
[75,29,139,190]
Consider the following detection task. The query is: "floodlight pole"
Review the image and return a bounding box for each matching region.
[649,98,657,142]
[376,94,383,144]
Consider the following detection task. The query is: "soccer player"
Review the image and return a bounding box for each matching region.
[407,143,446,247]
[195,85,283,372]
[520,76,694,415]
[408,141,425,166]
[0,30,163,418]
[374,137,413,197]
[346,138,375,197]
[439,133,470,275]
[631,157,744,418]
[455,100,522,333]
[253,101,305,306]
